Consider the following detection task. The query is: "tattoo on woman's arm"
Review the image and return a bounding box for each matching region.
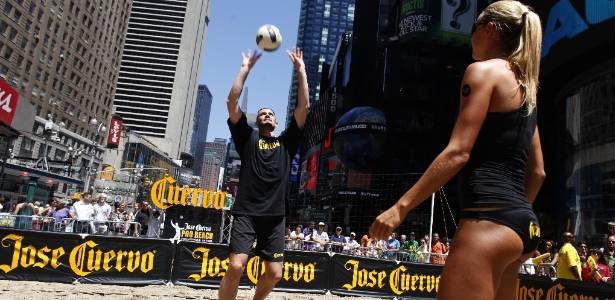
[462,84,471,97]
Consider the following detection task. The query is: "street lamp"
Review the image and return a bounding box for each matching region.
[83,118,107,193]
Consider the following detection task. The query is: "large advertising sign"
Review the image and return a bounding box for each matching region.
[172,242,331,293]
[150,175,226,210]
[0,229,172,285]
[106,115,122,149]
[397,0,486,46]
[160,206,222,243]
[0,78,20,127]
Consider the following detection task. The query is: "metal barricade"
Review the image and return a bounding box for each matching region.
[0,214,56,231]
[57,218,141,237]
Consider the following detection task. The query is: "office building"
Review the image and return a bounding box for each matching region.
[190,84,212,175]
[201,138,226,190]
[0,0,131,197]
[113,0,211,159]
[286,0,355,126]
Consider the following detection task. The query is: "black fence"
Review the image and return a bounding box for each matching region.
[0,229,613,299]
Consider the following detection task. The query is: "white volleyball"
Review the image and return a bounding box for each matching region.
[256,24,282,52]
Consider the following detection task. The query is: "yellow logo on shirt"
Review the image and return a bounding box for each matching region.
[529,222,541,239]
[258,139,280,150]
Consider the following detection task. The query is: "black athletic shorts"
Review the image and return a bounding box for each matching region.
[230,214,285,262]
[461,206,540,254]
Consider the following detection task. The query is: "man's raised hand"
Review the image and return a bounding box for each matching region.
[241,50,262,69]
[287,48,305,71]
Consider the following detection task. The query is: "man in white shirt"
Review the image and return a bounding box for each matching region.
[309,222,329,251]
[70,192,95,233]
[93,193,112,234]
[344,232,361,255]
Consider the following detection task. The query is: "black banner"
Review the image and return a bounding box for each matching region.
[271,250,329,293]
[330,253,400,298]
[172,242,330,293]
[75,235,173,285]
[171,241,245,288]
[0,229,81,283]
[394,261,443,298]
[517,275,615,300]
[161,206,222,243]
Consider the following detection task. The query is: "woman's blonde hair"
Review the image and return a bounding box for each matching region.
[480,0,542,114]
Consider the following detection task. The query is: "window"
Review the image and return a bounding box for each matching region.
[2,47,13,60]
[3,2,12,15]
[348,4,355,21]
[324,2,331,18]
[0,20,7,35]
[0,64,8,79]
[321,27,328,45]
[9,28,17,41]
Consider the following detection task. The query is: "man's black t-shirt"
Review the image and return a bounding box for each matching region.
[227,113,302,216]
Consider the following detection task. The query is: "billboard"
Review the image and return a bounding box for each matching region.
[0,78,20,127]
[106,115,123,148]
[397,0,487,46]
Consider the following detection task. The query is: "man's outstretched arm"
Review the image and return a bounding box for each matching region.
[288,48,309,128]
[227,50,261,124]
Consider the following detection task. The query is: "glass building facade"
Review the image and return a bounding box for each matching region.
[286,0,356,126]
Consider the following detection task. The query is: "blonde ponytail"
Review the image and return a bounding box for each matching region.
[509,11,542,114]
[481,1,543,115]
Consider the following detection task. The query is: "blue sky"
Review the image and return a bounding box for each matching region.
[199,0,301,142]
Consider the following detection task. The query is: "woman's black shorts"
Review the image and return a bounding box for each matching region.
[461,207,540,254]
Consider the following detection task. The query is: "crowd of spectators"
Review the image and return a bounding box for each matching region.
[518,222,615,285]
[0,193,162,238]
[284,221,450,264]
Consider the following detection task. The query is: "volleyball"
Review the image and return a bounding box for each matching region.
[256,24,282,52]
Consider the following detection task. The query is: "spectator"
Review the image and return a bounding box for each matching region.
[578,241,589,263]
[400,232,420,262]
[111,201,134,235]
[344,232,360,255]
[48,198,70,224]
[329,226,346,253]
[0,195,6,212]
[93,193,112,234]
[385,232,400,260]
[70,192,95,233]
[556,232,582,281]
[360,234,371,256]
[303,221,316,237]
[12,196,33,230]
[146,209,162,238]
[418,237,429,263]
[608,221,615,238]
[606,235,615,276]
[310,222,329,251]
[289,225,304,250]
[134,201,152,236]
[582,249,611,284]
[430,233,447,264]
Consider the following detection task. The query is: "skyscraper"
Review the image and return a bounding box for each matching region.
[113,0,211,159]
[190,84,212,176]
[286,0,356,126]
[241,86,248,112]
[201,138,227,190]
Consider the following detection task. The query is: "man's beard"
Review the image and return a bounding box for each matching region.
[258,122,275,131]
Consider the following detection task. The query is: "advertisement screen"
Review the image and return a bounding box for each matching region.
[397,0,487,46]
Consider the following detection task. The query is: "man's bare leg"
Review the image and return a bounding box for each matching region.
[218,253,249,300]
[253,261,283,300]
